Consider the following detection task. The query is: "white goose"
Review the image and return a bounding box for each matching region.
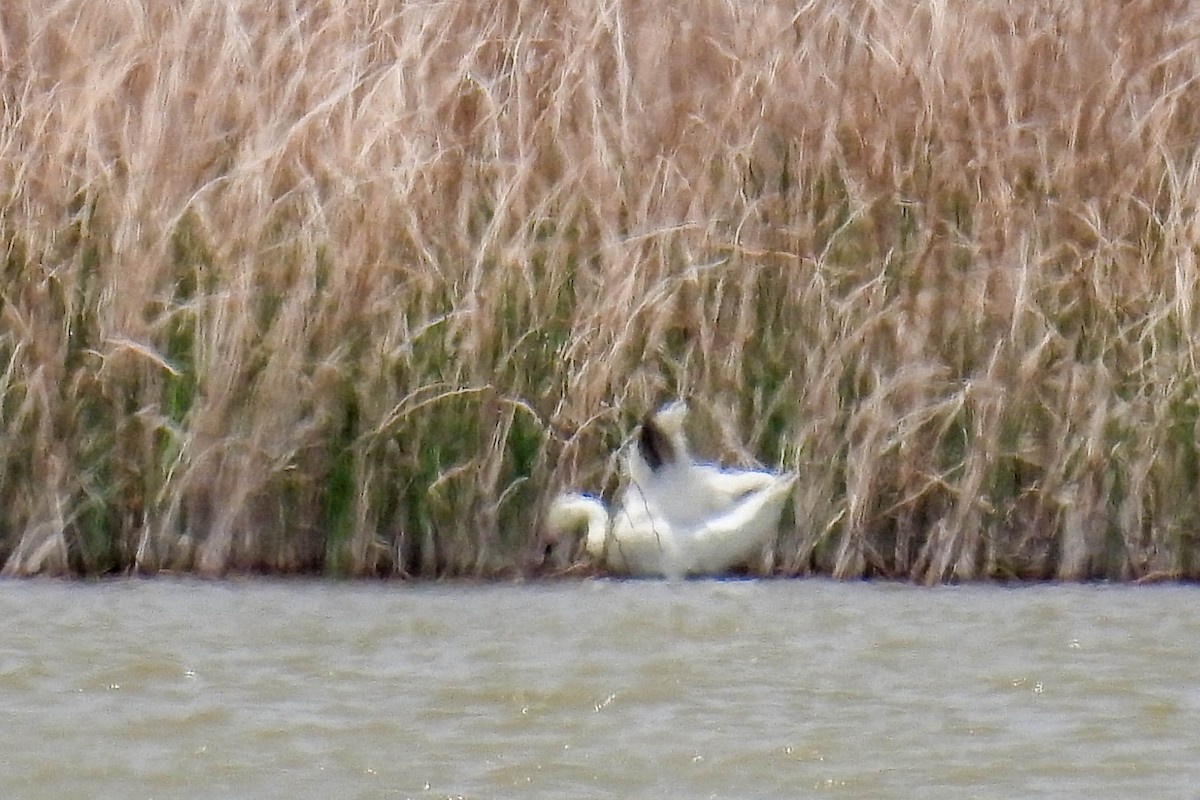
[547,401,796,577]
[627,400,784,528]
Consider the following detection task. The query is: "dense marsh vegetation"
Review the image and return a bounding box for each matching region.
[2,1,1199,580]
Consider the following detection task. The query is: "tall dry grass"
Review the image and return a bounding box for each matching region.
[1,0,1199,580]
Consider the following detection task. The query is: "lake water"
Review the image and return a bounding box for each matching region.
[2,577,1198,798]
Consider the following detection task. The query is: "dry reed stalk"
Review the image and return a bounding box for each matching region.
[1,0,1199,579]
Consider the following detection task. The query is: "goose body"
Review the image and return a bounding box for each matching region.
[547,400,796,577]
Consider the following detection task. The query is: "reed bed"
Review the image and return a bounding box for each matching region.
[2,0,1199,580]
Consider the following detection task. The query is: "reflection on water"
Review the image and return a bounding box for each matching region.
[2,577,1199,799]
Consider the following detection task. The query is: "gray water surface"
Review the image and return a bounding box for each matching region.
[2,578,1198,798]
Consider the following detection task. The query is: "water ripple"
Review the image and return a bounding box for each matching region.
[1,579,1198,798]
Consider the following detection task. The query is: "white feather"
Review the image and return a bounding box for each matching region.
[547,400,795,577]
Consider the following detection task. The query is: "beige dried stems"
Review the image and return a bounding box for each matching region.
[0,1,1198,580]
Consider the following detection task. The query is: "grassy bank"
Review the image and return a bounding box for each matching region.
[2,1,1199,581]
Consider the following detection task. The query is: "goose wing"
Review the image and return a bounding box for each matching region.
[677,474,798,575]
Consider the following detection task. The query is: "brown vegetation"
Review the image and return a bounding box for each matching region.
[2,0,1199,580]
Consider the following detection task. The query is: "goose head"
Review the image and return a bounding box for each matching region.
[545,493,609,559]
